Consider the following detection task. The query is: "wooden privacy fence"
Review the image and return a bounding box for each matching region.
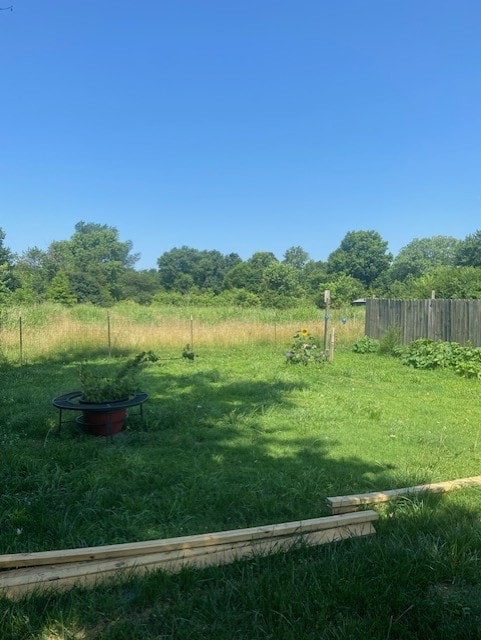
[365,299,481,347]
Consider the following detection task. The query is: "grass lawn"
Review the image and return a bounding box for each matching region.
[2,340,481,638]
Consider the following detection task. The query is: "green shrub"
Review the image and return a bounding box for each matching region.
[77,351,158,402]
[352,336,379,353]
[451,344,481,378]
[401,339,481,377]
[379,326,402,356]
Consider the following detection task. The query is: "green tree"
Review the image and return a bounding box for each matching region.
[260,262,305,308]
[195,251,241,293]
[0,227,15,300]
[327,230,392,288]
[323,273,365,307]
[119,269,161,304]
[224,252,278,295]
[157,247,241,294]
[304,260,329,298]
[12,247,53,303]
[45,271,77,305]
[224,261,257,292]
[376,275,414,299]
[157,247,197,291]
[283,246,310,271]
[248,251,278,270]
[389,236,460,282]
[0,263,13,303]
[455,230,481,267]
[48,222,138,305]
[0,228,13,265]
[409,266,481,299]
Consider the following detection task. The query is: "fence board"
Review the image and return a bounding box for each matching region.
[365,299,481,346]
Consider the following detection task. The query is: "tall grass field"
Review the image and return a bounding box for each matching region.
[2,303,481,639]
[0,302,364,362]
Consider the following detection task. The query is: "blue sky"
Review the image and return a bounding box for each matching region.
[1,1,480,270]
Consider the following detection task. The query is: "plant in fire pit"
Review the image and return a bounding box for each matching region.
[285,328,324,365]
[78,351,158,403]
[76,351,158,435]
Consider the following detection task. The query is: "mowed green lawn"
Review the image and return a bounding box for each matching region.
[2,344,481,638]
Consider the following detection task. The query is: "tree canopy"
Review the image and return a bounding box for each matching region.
[326,230,392,289]
[0,227,16,301]
[455,230,481,268]
[389,236,460,282]
[3,224,481,308]
[46,222,139,305]
[157,246,241,294]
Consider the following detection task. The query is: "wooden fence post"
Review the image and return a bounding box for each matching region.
[107,313,112,358]
[323,290,330,353]
[328,327,335,363]
[19,313,23,365]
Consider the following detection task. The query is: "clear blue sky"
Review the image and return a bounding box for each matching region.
[1,1,480,270]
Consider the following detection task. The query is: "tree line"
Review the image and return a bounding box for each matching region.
[1,222,481,308]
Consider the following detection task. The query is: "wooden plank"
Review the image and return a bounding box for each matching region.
[0,511,378,569]
[326,476,481,514]
[0,516,378,598]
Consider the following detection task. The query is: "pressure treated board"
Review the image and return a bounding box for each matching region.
[0,511,378,598]
[0,511,378,569]
[326,476,481,514]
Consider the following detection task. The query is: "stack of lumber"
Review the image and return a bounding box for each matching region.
[326,475,481,515]
[0,511,378,598]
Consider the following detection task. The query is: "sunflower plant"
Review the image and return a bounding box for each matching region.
[285,328,324,365]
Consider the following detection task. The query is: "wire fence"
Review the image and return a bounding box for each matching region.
[1,308,365,364]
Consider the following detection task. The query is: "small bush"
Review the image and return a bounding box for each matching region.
[352,336,379,354]
[453,344,481,378]
[401,339,481,377]
[379,326,402,356]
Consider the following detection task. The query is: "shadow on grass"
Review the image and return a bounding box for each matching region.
[3,492,481,639]
[4,355,481,638]
[1,357,436,543]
